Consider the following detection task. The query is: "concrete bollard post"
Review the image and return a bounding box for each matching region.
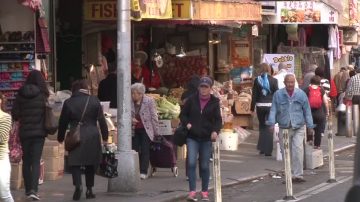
[283,129,295,200]
[353,105,359,137]
[327,116,336,183]
[212,140,222,202]
[346,103,353,138]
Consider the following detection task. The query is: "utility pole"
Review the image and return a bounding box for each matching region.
[108,0,140,192]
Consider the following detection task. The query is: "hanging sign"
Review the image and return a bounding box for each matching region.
[172,0,191,19]
[232,39,251,67]
[263,54,295,73]
[263,1,338,24]
[83,0,172,21]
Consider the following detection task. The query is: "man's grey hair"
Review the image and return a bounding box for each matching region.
[278,62,287,70]
[284,73,295,81]
[131,83,146,94]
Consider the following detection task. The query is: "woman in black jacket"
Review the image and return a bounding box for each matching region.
[251,63,279,156]
[180,76,222,201]
[58,80,108,201]
[12,70,49,200]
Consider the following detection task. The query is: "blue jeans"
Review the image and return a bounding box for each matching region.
[187,138,212,192]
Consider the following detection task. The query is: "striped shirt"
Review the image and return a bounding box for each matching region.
[346,74,360,99]
[0,112,12,160]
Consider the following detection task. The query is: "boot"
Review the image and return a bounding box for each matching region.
[86,187,96,199]
[73,186,82,201]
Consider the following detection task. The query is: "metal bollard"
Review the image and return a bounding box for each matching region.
[346,103,353,138]
[353,105,359,137]
[327,116,336,183]
[212,140,222,202]
[282,129,295,200]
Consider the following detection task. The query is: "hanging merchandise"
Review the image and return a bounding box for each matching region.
[18,0,42,11]
[286,24,298,41]
[36,10,51,53]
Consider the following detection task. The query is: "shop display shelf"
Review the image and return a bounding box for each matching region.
[0,50,34,54]
[0,88,20,91]
[0,41,34,45]
[0,80,26,83]
[0,60,34,63]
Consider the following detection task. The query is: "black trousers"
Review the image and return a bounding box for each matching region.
[256,106,273,155]
[20,137,45,194]
[132,128,151,174]
[71,165,95,188]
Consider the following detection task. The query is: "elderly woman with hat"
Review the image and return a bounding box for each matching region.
[180,76,222,201]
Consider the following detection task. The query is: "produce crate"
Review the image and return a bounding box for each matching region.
[158,120,173,136]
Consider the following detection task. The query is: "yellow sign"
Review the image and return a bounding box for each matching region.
[172,0,191,19]
[83,0,172,21]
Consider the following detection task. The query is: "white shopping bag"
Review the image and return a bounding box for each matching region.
[276,142,283,161]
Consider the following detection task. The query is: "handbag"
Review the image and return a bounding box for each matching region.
[9,122,22,163]
[97,145,118,178]
[173,124,188,146]
[65,96,90,152]
[44,100,58,135]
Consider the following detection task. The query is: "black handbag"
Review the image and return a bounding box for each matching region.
[97,146,118,178]
[173,125,188,146]
[44,101,58,135]
[65,96,90,152]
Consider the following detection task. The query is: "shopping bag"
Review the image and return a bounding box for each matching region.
[97,146,118,178]
[8,122,22,163]
[173,125,187,146]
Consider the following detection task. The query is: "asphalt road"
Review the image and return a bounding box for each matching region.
[178,148,355,202]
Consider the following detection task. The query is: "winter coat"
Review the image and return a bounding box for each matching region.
[251,76,279,111]
[12,84,47,140]
[180,93,222,142]
[131,95,159,141]
[57,91,108,166]
[98,73,117,108]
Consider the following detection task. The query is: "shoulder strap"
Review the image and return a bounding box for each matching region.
[79,96,90,123]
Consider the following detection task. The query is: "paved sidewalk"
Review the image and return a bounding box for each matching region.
[12,120,356,202]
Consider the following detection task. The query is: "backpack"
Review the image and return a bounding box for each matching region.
[308,86,323,109]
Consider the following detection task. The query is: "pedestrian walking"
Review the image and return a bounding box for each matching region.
[0,92,14,202]
[273,62,299,89]
[57,80,108,201]
[301,64,317,89]
[345,68,360,105]
[11,70,49,200]
[303,76,329,149]
[267,74,315,183]
[180,76,222,201]
[131,83,160,180]
[251,63,279,156]
[98,62,117,108]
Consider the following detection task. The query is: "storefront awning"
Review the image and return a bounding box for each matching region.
[172,0,262,23]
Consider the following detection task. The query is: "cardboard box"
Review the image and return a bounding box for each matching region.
[45,172,61,181]
[42,145,59,158]
[44,157,60,173]
[158,120,173,135]
[233,115,253,128]
[10,162,22,190]
[234,98,252,115]
[171,119,181,128]
[177,145,187,160]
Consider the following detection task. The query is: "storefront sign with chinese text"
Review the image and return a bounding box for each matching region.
[263,1,338,24]
[172,0,191,19]
[263,54,295,73]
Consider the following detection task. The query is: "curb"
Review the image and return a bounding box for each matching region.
[162,143,356,202]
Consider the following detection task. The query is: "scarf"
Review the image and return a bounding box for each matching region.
[257,73,271,96]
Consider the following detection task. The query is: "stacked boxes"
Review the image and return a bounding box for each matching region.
[41,139,64,181]
[10,161,22,190]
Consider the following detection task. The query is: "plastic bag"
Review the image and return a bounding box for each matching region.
[97,146,118,178]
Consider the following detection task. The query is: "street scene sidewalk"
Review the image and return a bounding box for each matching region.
[12,120,357,202]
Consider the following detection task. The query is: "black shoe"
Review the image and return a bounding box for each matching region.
[265,153,272,157]
[292,177,306,183]
[86,188,96,199]
[259,151,265,155]
[73,187,82,201]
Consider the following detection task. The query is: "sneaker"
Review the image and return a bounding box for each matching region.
[140,174,148,180]
[187,191,198,201]
[29,193,40,201]
[201,191,209,201]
